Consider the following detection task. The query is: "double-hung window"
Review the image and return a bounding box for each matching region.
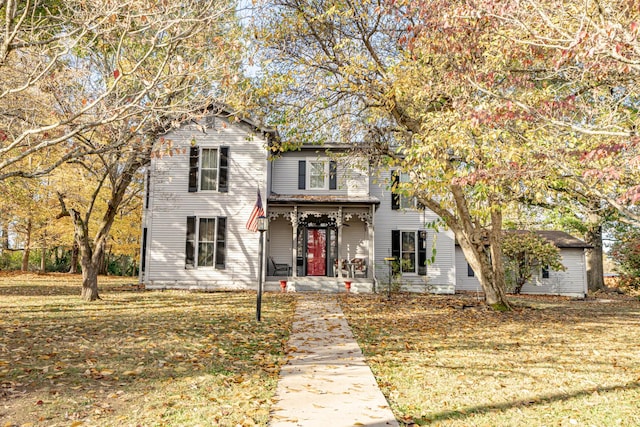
[188,146,229,192]
[185,216,227,269]
[391,170,417,210]
[200,149,218,191]
[309,161,327,189]
[391,230,428,275]
[401,231,416,273]
[298,159,337,190]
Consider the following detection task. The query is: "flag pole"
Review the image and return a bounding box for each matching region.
[256,216,268,322]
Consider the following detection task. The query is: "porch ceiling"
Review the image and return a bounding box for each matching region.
[268,193,380,205]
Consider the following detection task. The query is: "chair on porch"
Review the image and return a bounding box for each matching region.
[333,259,349,277]
[350,258,367,278]
[269,257,291,276]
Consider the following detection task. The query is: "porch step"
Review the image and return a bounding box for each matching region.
[265,278,374,293]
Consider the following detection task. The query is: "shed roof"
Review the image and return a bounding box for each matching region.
[508,230,592,249]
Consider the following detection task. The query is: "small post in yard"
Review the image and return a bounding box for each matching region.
[384,257,396,300]
[256,216,268,322]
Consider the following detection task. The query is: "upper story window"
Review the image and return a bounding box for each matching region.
[200,148,219,191]
[391,170,417,210]
[298,159,337,190]
[188,146,229,193]
[309,161,327,189]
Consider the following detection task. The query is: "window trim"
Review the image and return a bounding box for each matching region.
[307,159,329,190]
[189,146,229,193]
[185,216,227,269]
[199,147,219,192]
[197,217,217,267]
[392,229,427,276]
[400,230,417,275]
[391,170,417,210]
[399,172,415,210]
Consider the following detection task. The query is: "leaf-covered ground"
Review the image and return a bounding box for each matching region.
[0,273,295,427]
[340,293,640,426]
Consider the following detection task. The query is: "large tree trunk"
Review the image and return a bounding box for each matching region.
[450,189,511,310]
[422,185,512,310]
[457,236,511,310]
[21,218,32,272]
[585,223,605,292]
[72,213,102,301]
[69,240,79,274]
[80,257,100,301]
[487,209,510,309]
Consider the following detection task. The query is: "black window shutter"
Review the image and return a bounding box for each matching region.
[215,217,226,269]
[391,171,400,210]
[145,169,151,209]
[141,228,148,272]
[542,265,549,278]
[418,230,427,276]
[391,230,400,261]
[219,147,229,192]
[467,263,475,277]
[188,146,199,192]
[298,160,306,190]
[329,160,337,190]
[185,216,196,269]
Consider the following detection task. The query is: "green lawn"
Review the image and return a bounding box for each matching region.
[0,273,295,427]
[340,293,640,426]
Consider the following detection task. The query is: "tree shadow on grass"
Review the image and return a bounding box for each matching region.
[415,381,640,424]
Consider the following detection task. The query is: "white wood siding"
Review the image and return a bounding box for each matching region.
[455,247,484,293]
[370,169,456,293]
[342,219,368,259]
[268,218,293,267]
[455,246,588,297]
[521,249,587,297]
[144,116,268,290]
[271,152,369,196]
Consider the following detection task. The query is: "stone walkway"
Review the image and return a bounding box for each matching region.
[269,294,399,427]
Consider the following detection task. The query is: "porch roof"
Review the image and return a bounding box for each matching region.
[267,193,380,206]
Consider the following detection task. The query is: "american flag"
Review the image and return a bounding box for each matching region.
[246,189,265,232]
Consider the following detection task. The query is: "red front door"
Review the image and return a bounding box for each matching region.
[306,228,327,276]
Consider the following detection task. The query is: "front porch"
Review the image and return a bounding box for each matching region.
[265,197,378,291]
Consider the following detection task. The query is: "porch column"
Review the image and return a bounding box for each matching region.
[336,206,343,278]
[291,206,298,277]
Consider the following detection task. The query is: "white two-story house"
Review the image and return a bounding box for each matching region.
[140,110,588,297]
[140,110,456,293]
